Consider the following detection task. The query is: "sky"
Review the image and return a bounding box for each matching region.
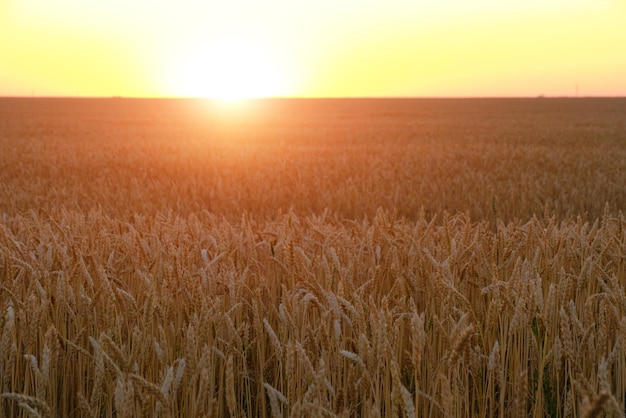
[1,0,625,99]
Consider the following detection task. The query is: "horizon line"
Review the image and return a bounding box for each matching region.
[2,95,626,100]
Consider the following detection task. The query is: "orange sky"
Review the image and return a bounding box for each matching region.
[1,0,625,98]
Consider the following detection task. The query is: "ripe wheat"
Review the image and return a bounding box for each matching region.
[0,98,625,416]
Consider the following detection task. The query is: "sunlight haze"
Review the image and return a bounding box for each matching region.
[1,0,625,98]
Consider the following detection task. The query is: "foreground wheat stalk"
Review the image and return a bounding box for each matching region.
[0,209,624,417]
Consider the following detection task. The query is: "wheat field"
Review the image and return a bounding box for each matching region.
[0,98,625,417]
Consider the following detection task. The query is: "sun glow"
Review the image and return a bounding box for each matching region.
[1,1,625,97]
[166,37,292,100]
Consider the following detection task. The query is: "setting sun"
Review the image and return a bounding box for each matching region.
[165,36,292,100]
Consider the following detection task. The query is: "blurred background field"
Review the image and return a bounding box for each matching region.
[1,97,625,222]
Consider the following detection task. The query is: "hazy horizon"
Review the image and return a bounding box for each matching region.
[2,94,625,100]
